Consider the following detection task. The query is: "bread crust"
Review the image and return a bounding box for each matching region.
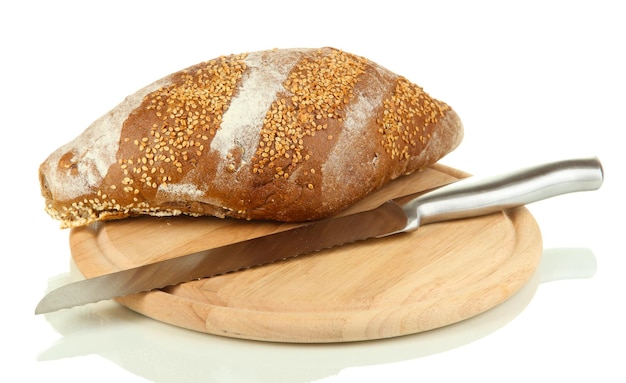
[40,47,463,228]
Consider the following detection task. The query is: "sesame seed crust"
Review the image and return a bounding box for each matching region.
[251,48,367,179]
[39,47,463,228]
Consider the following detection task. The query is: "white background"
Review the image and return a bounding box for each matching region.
[2,1,624,382]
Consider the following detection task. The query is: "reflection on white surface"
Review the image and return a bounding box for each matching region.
[37,248,596,383]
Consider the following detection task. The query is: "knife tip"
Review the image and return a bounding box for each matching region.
[34,288,71,315]
[34,299,53,315]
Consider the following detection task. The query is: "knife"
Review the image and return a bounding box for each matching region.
[35,157,604,315]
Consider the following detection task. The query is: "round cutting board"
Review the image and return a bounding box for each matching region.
[70,164,543,343]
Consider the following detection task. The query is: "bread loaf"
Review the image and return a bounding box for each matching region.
[39,47,463,228]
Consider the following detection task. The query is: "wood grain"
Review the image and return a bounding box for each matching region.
[70,164,542,343]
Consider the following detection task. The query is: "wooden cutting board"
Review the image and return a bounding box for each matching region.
[70,164,542,343]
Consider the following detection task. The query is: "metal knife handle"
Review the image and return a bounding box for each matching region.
[401,157,604,231]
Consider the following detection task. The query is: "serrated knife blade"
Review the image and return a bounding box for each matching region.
[35,157,603,315]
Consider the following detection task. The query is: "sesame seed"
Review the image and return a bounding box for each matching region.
[252,48,366,179]
[378,77,450,160]
[102,52,249,215]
